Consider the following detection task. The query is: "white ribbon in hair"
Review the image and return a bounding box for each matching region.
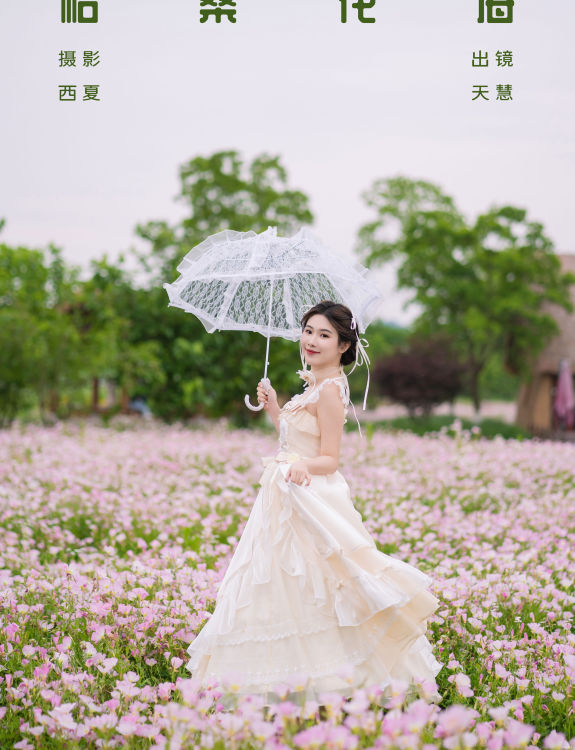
[347,315,371,410]
[337,314,371,444]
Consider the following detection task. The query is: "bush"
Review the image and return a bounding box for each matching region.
[373,334,467,417]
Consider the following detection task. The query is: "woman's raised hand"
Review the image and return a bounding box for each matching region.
[286,460,312,486]
[257,379,278,412]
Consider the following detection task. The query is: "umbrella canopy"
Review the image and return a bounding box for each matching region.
[163,226,382,339]
[163,225,384,411]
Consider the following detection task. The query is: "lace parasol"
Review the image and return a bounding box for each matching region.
[163,226,383,411]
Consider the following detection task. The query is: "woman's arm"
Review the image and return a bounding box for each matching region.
[287,384,345,482]
[268,404,281,433]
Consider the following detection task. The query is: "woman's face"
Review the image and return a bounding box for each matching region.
[301,314,348,369]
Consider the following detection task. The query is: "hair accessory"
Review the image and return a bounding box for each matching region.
[347,315,371,410]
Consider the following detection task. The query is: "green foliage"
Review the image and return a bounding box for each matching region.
[356,176,575,412]
[135,150,314,286]
[0,307,42,426]
[477,351,520,401]
[0,240,86,426]
[0,234,170,424]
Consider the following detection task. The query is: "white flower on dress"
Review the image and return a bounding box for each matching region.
[296,369,316,387]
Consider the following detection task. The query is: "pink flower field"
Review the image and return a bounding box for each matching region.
[0,420,574,749]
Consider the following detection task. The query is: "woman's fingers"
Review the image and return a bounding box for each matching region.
[285,472,311,485]
[258,380,274,398]
[257,382,269,404]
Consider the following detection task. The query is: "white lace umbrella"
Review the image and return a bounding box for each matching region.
[162,226,383,411]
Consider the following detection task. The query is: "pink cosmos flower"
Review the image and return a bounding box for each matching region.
[217,712,245,738]
[435,705,479,737]
[444,733,478,749]
[416,678,441,703]
[47,703,77,731]
[543,730,570,750]
[343,690,369,715]
[402,699,438,733]
[5,622,19,641]
[455,673,474,698]
[488,706,509,725]
[96,657,117,675]
[504,719,535,748]
[382,709,404,738]
[117,716,139,736]
[273,701,300,719]
[486,730,505,750]
[250,720,277,742]
[293,723,328,748]
[326,724,359,750]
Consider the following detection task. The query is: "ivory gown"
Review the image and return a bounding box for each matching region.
[186,371,443,707]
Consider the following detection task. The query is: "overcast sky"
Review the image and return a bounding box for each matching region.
[1,0,574,325]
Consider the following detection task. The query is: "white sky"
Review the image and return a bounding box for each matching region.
[1,0,574,325]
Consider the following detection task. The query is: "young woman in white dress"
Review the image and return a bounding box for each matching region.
[185,301,443,709]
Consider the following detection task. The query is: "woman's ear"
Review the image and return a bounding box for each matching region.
[339,341,351,354]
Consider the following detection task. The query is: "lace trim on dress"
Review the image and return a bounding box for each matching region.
[187,618,441,683]
[281,370,350,423]
[281,367,367,439]
[188,616,339,648]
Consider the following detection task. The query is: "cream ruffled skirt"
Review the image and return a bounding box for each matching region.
[186,453,443,707]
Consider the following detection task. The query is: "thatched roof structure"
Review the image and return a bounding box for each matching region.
[532,253,575,374]
[516,253,575,433]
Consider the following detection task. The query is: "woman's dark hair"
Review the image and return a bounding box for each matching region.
[300,300,356,367]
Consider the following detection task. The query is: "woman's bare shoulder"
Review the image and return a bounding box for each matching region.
[316,381,347,416]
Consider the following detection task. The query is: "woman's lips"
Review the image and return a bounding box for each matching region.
[306,349,318,355]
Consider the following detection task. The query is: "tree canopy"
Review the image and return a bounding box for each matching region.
[356,176,575,411]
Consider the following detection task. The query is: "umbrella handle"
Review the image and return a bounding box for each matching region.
[244,395,264,411]
[244,377,270,412]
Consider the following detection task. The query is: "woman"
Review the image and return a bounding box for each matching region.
[185,300,443,708]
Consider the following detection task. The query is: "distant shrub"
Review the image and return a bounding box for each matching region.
[373,334,467,417]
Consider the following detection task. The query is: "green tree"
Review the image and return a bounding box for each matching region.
[0,308,42,427]
[0,230,162,423]
[63,256,166,413]
[131,150,315,423]
[0,236,85,425]
[356,176,575,413]
[135,150,313,285]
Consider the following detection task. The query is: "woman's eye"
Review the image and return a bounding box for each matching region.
[304,329,328,337]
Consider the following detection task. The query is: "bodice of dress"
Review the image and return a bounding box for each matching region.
[277,372,350,459]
